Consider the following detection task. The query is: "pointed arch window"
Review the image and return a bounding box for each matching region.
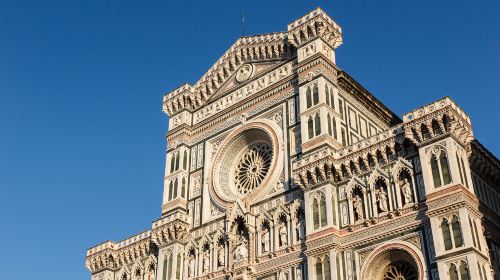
[332,117,337,139]
[315,258,323,280]
[325,85,330,106]
[459,261,470,280]
[442,218,453,250]
[308,117,314,139]
[327,114,332,136]
[162,257,168,280]
[306,88,312,108]
[449,264,459,280]
[170,154,175,173]
[313,84,319,105]
[320,195,327,227]
[181,177,186,198]
[168,181,174,201]
[183,150,188,170]
[430,148,452,188]
[331,194,337,226]
[313,198,320,230]
[176,254,182,279]
[330,89,335,110]
[324,256,331,280]
[175,152,180,171]
[451,215,463,247]
[315,113,321,136]
[173,179,178,198]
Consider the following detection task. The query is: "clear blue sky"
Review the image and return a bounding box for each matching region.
[0,0,498,279]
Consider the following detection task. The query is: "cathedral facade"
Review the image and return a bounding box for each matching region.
[86,8,500,280]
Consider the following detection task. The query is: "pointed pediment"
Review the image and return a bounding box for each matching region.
[163,32,292,116]
[208,60,285,102]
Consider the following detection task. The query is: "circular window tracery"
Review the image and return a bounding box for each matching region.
[210,120,284,205]
[383,261,417,280]
[234,144,272,195]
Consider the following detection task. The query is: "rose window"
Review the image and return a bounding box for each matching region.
[234,144,272,195]
[383,261,417,280]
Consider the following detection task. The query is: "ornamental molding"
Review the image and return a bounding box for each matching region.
[209,119,285,208]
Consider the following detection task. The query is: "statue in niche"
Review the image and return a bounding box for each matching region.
[296,267,302,280]
[188,256,195,277]
[261,227,270,253]
[217,243,225,267]
[279,222,288,246]
[401,178,413,205]
[234,236,248,261]
[353,194,364,221]
[203,251,210,273]
[376,188,388,212]
[295,217,304,241]
[279,271,288,280]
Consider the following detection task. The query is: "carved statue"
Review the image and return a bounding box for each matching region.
[353,194,364,221]
[279,271,288,280]
[203,251,210,273]
[377,188,388,212]
[188,256,195,277]
[217,244,225,267]
[401,178,413,205]
[279,222,288,246]
[234,236,248,261]
[262,228,270,253]
[296,267,302,280]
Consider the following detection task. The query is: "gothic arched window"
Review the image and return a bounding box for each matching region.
[332,117,337,139]
[325,85,330,106]
[306,88,312,108]
[449,263,459,280]
[327,114,332,136]
[320,195,327,227]
[315,258,323,280]
[329,89,335,110]
[183,150,188,170]
[431,154,442,187]
[173,179,178,199]
[430,148,452,188]
[451,215,463,247]
[175,152,180,171]
[315,113,321,136]
[170,154,175,173]
[324,256,331,280]
[167,254,173,280]
[313,84,319,105]
[459,261,470,280]
[313,198,320,230]
[308,117,314,139]
[168,181,174,201]
[176,254,182,279]
[331,194,337,226]
[442,218,453,250]
[440,152,452,184]
[181,177,186,198]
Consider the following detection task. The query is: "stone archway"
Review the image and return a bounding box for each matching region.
[360,241,426,280]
